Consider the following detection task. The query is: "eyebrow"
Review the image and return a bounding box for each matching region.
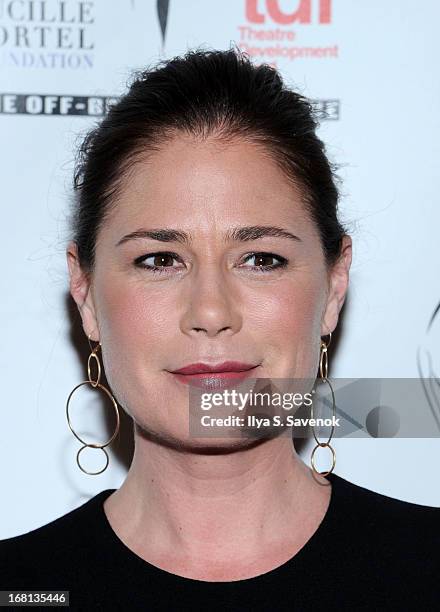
[115,225,302,247]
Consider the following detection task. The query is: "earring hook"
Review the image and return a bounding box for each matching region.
[321,330,332,349]
[87,330,101,354]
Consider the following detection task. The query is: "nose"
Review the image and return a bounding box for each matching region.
[179,265,242,339]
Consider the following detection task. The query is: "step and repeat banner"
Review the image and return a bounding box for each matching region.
[1,0,439,536]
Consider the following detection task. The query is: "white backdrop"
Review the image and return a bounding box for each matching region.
[1,0,439,538]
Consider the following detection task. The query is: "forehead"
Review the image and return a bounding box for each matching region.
[107,134,311,233]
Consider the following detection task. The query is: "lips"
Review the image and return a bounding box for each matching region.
[168,361,260,390]
[172,361,258,375]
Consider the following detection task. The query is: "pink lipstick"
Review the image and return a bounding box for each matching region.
[168,361,260,390]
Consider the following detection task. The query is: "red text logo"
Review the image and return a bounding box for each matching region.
[246,0,332,25]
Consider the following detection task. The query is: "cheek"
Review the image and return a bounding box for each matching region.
[246,274,326,376]
[97,279,174,352]
[94,279,178,413]
[95,280,186,430]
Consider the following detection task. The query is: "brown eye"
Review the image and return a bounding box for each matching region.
[254,254,275,266]
[152,254,174,267]
[134,251,184,273]
[240,252,288,271]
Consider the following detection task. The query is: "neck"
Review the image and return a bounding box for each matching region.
[103,433,331,579]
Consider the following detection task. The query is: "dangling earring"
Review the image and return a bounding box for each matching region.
[65,332,120,475]
[310,331,336,477]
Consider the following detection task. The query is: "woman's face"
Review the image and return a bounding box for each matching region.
[68,134,351,448]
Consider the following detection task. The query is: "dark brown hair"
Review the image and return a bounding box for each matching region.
[70,46,348,274]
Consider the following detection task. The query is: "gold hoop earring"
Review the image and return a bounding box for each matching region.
[310,331,336,477]
[66,332,120,475]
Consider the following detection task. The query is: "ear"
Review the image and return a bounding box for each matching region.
[321,235,352,336]
[66,241,100,342]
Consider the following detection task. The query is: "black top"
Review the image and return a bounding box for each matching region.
[0,472,439,611]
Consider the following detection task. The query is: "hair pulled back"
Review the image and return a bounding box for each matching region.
[70,46,348,275]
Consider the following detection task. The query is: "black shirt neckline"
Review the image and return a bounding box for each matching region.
[88,471,339,584]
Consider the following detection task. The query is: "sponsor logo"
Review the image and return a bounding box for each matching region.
[0,92,117,115]
[130,0,169,50]
[156,0,169,49]
[417,301,440,430]
[238,0,338,68]
[0,0,95,69]
[0,92,339,120]
[312,98,339,120]
[246,0,332,24]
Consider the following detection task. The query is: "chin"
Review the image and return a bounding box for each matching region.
[173,436,270,455]
[134,420,269,454]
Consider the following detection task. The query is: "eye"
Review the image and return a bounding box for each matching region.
[239,252,288,272]
[134,251,184,274]
[133,251,288,275]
